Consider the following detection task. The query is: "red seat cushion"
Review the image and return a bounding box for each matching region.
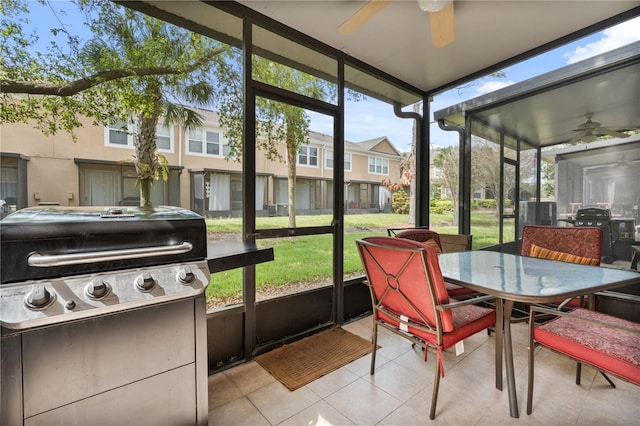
[377,301,495,350]
[535,308,640,386]
[444,281,477,297]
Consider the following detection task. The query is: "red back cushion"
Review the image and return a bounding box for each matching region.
[358,236,454,332]
[394,229,443,253]
[520,226,602,265]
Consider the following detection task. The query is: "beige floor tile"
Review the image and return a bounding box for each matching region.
[376,405,425,426]
[341,317,373,340]
[224,360,276,395]
[305,364,361,398]
[390,345,436,378]
[364,359,431,402]
[578,376,640,425]
[208,397,270,426]
[247,380,320,425]
[343,350,392,377]
[207,371,244,410]
[374,328,414,360]
[277,400,356,426]
[325,378,402,425]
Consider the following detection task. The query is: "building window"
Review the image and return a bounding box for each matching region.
[188,128,204,153]
[298,146,318,167]
[206,131,219,155]
[106,119,135,147]
[368,156,389,175]
[156,124,172,151]
[0,158,18,216]
[344,153,352,171]
[106,120,172,152]
[188,128,228,157]
[79,163,168,206]
[325,151,352,171]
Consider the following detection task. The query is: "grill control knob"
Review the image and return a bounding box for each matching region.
[87,278,110,299]
[135,272,156,292]
[26,285,54,309]
[177,267,196,285]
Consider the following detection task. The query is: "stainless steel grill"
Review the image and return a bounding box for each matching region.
[572,206,635,264]
[1,206,210,425]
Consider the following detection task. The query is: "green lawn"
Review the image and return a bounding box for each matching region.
[206,211,510,303]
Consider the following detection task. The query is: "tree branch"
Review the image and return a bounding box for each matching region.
[1,47,227,96]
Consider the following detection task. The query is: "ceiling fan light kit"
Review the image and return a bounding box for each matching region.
[418,0,452,12]
[339,0,455,48]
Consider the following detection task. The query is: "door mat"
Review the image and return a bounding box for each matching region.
[255,327,375,391]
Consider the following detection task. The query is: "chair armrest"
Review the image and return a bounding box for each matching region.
[386,226,430,237]
[595,291,640,303]
[437,294,495,311]
[556,296,579,311]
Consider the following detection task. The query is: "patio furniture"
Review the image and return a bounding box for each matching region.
[390,228,476,298]
[392,228,443,252]
[526,305,640,415]
[356,236,496,419]
[521,225,603,310]
[439,233,473,253]
[630,245,640,271]
[437,250,640,418]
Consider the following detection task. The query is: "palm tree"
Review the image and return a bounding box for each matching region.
[83,4,225,208]
[1,1,226,209]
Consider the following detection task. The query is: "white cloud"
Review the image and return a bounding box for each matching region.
[475,80,515,95]
[563,17,640,64]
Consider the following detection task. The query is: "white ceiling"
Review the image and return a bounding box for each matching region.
[235,0,639,93]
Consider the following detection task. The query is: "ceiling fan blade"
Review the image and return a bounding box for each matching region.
[568,132,584,145]
[429,1,455,48]
[598,128,630,138]
[338,0,392,35]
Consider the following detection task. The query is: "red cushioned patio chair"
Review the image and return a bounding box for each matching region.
[521,225,603,309]
[356,236,496,419]
[527,305,640,415]
[520,225,618,386]
[392,229,476,298]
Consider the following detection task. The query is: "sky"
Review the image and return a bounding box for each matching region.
[21,3,640,153]
[314,15,640,151]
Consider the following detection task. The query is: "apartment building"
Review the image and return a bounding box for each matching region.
[0,109,404,217]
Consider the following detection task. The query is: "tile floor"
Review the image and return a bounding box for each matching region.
[207,316,639,425]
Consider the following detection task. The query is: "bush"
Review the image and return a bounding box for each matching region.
[474,199,497,209]
[430,199,454,214]
[392,191,409,214]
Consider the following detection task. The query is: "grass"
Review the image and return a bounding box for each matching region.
[207,213,412,235]
[206,211,510,303]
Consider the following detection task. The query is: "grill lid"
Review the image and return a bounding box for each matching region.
[576,207,611,219]
[1,206,207,284]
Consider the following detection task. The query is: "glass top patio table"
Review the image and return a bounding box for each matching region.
[437,250,640,418]
[438,251,640,304]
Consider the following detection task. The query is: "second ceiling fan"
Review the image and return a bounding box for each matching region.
[338,0,455,48]
[568,113,634,144]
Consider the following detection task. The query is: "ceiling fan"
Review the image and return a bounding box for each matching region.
[568,113,632,144]
[338,0,455,48]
